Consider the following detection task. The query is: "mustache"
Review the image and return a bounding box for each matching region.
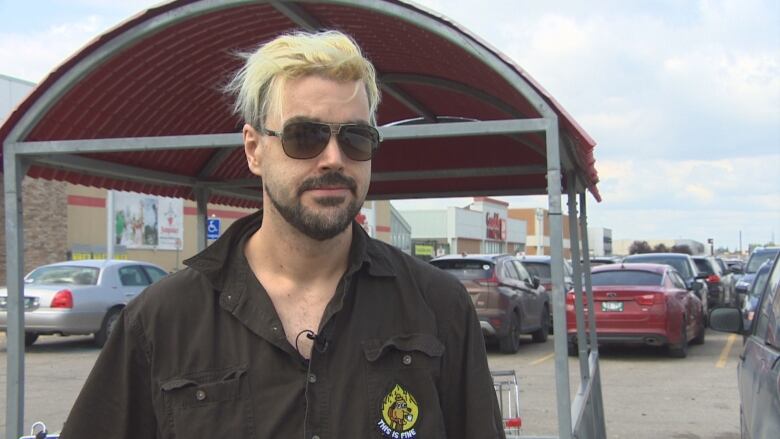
[298,172,357,196]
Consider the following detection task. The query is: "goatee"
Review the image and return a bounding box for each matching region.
[266,172,363,241]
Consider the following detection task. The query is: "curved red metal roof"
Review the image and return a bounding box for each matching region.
[0,0,600,207]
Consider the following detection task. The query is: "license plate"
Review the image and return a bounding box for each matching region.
[601,301,623,312]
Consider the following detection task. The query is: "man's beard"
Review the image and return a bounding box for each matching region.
[265,171,363,241]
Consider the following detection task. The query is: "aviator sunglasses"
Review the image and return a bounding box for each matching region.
[262,121,382,161]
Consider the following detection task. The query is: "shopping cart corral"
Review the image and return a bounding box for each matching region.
[19,422,59,439]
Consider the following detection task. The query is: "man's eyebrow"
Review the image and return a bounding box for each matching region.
[284,115,371,125]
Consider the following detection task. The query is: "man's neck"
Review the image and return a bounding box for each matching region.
[245,209,352,285]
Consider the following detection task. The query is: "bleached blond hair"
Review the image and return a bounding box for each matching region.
[226,30,380,129]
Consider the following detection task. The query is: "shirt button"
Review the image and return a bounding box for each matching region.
[402,354,412,365]
[195,389,206,401]
[312,436,320,439]
[308,373,317,384]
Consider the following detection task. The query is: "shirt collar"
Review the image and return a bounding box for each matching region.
[183,209,396,291]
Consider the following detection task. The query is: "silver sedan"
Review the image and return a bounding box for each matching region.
[0,259,167,347]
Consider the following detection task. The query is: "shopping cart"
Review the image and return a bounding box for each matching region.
[19,422,59,439]
[491,369,522,438]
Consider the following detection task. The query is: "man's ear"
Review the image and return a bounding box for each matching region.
[244,123,263,176]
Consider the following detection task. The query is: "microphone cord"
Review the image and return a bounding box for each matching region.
[295,329,317,357]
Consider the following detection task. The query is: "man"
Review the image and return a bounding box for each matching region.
[62,30,504,439]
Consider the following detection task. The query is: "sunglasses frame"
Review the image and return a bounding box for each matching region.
[262,121,382,161]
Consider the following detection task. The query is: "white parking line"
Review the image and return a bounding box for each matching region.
[716,334,738,368]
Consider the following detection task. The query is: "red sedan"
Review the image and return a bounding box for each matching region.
[566,263,706,358]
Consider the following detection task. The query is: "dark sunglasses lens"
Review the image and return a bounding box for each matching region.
[282,122,330,159]
[338,126,379,161]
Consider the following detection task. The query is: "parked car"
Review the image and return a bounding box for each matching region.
[709,253,780,439]
[566,263,705,358]
[517,255,574,292]
[735,247,780,301]
[518,255,574,333]
[0,259,168,347]
[724,258,745,275]
[589,256,621,267]
[431,254,550,353]
[622,253,709,320]
[692,255,735,307]
[741,258,777,329]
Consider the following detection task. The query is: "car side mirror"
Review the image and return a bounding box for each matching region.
[528,276,540,289]
[709,307,745,334]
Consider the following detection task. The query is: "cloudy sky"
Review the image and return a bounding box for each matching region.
[1,0,778,251]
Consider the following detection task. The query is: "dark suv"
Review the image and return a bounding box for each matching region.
[622,253,709,318]
[693,255,735,307]
[736,247,780,302]
[431,254,550,353]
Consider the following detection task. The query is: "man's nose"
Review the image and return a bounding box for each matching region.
[316,131,347,170]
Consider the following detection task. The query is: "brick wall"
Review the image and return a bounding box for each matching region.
[0,177,68,285]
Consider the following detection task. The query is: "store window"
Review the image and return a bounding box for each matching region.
[483,240,503,254]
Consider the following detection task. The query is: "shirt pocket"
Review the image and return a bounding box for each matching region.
[160,365,254,439]
[362,333,447,438]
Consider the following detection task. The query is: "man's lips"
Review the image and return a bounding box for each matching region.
[305,187,351,195]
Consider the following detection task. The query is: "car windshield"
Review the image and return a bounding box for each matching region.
[522,262,551,280]
[749,269,771,299]
[625,256,690,278]
[25,266,99,285]
[693,259,713,274]
[746,251,779,273]
[431,259,494,280]
[591,270,663,286]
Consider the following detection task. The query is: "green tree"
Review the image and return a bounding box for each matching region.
[629,241,652,254]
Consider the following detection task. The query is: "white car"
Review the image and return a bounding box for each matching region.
[0,259,167,347]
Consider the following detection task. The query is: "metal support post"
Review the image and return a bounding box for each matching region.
[545,120,573,439]
[580,191,607,435]
[194,186,210,252]
[579,193,598,352]
[106,190,115,260]
[5,146,26,439]
[567,178,589,382]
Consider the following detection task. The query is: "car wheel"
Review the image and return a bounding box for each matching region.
[532,306,549,343]
[94,308,122,348]
[691,317,706,345]
[24,332,39,347]
[499,314,521,354]
[668,319,688,358]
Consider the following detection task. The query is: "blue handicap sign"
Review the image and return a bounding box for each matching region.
[207,218,221,240]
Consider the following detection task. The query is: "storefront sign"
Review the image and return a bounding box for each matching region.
[486,212,505,241]
[113,191,183,250]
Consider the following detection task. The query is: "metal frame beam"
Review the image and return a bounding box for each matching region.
[8,133,242,156]
[545,117,573,439]
[381,83,437,123]
[197,147,240,179]
[33,154,198,187]
[567,173,589,382]
[4,145,26,439]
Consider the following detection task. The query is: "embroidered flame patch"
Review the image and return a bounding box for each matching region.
[377,384,419,438]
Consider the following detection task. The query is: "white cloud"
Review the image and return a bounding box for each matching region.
[0,15,107,82]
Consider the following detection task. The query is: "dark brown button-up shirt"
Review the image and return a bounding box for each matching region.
[62,211,505,439]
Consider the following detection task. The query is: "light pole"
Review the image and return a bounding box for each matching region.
[707,238,714,256]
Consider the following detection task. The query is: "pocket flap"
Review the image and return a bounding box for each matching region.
[362,333,445,362]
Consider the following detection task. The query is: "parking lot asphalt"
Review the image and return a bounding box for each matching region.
[1,329,741,438]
